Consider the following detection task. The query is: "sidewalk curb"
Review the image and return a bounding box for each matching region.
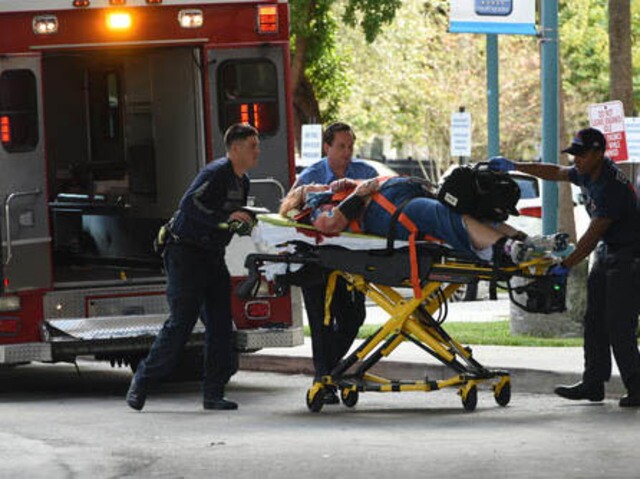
[239,354,626,396]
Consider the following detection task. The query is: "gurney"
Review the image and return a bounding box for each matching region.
[238,214,567,413]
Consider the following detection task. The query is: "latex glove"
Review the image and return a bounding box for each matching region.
[228,220,253,236]
[548,263,570,280]
[488,156,515,172]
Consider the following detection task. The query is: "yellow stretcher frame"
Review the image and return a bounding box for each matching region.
[248,214,558,413]
[304,255,553,413]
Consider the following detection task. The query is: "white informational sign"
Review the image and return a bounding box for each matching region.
[588,101,628,162]
[624,118,640,160]
[299,124,323,167]
[449,0,537,35]
[450,112,472,157]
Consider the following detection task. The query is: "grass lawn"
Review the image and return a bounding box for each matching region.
[304,320,583,347]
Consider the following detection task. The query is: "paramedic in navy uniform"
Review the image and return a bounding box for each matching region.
[126,123,259,411]
[489,127,640,407]
[294,122,377,404]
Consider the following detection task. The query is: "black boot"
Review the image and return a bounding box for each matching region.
[554,381,604,402]
[126,378,147,411]
[619,392,640,407]
[204,389,238,410]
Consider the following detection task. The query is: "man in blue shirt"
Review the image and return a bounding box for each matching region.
[294,122,377,404]
[490,127,640,407]
[126,123,259,412]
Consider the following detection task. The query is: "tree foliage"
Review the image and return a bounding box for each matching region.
[328,0,640,166]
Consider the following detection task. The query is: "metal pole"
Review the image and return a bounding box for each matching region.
[487,34,500,158]
[541,0,559,234]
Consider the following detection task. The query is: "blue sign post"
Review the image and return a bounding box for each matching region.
[450,1,537,160]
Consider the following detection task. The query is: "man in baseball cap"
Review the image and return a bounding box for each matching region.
[488,127,640,408]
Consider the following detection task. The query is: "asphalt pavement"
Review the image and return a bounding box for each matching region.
[0,364,639,479]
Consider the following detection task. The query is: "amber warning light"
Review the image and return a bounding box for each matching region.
[257,5,278,34]
[106,12,132,30]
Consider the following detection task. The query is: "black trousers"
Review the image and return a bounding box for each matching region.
[302,276,366,381]
[583,244,640,393]
[135,243,235,396]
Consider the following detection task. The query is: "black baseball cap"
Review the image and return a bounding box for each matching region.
[562,127,607,156]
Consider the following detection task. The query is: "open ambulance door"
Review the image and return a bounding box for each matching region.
[207,45,291,213]
[0,54,51,293]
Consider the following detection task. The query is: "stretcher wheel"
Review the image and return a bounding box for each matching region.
[340,388,359,408]
[461,385,478,412]
[306,388,324,413]
[494,382,511,407]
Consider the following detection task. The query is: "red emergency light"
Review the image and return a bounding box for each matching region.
[109,0,126,5]
[146,0,162,3]
[257,5,278,34]
[0,116,10,145]
[72,0,90,7]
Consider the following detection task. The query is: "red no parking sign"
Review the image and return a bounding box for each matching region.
[588,100,628,162]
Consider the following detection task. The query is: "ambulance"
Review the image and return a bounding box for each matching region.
[0,0,303,373]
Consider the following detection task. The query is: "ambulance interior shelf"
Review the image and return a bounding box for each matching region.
[49,193,164,280]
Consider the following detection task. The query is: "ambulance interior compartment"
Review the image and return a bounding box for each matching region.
[42,47,282,284]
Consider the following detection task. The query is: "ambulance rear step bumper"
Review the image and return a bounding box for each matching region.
[0,315,303,364]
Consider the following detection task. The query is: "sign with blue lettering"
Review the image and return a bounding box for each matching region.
[300,124,323,167]
[450,0,536,35]
[624,118,640,160]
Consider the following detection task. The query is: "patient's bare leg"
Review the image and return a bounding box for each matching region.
[461,215,505,249]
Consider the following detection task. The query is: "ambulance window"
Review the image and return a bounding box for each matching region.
[0,70,39,153]
[218,60,278,135]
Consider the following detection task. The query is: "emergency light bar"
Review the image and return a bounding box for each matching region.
[33,15,59,35]
[72,0,90,7]
[178,9,203,28]
[109,0,126,4]
[257,5,278,34]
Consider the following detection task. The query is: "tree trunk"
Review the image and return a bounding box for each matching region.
[558,60,577,243]
[609,0,634,114]
[293,74,322,150]
[290,0,320,151]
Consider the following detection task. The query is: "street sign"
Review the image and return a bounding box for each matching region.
[449,0,536,35]
[300,124,323,167]
[624,118,640,160]
[588,101,628,162]
[450,112,472,157]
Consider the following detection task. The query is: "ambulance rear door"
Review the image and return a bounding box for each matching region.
[0,54,51,292]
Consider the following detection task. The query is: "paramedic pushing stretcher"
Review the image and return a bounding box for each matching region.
[490,127,640,407]
[126,123,260,412]
[293,123,377,405]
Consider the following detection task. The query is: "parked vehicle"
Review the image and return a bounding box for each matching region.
[0,0,303,371]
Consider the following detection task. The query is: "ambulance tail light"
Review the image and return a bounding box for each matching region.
[33,15,59,35]
[0,116,10,145]
[245,301,270,320]
[519,206,542,218]
[257,5,278,34]
[178,9,203,29]
[0,296,20,312]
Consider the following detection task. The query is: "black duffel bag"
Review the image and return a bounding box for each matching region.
[437,162,521,222]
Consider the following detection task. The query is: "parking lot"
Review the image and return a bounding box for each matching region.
[1,361,640,478]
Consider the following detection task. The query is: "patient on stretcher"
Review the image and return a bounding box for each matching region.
[279,176,566,265]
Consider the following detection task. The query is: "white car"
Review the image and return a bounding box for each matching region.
[507,171,590,238]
